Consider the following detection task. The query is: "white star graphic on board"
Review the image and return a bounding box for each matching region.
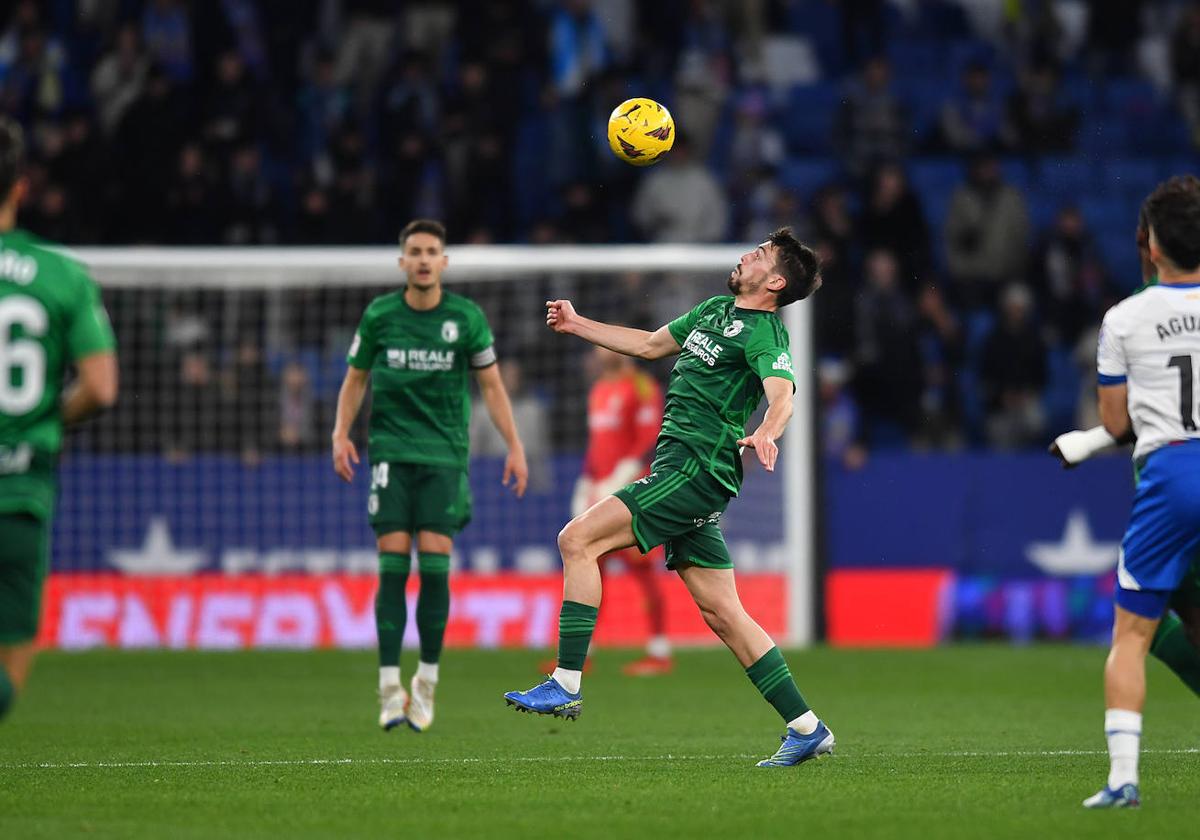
[1024,509,1119,575]
[108,516,208,576]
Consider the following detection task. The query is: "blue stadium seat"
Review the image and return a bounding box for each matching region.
[778,159,839,199]
[998,158,1031,193]
[1102,78,1162,116]
[1042,347,1081,434]
[1078,117,1131,156]
[1037,157,1094,196]
[1100,158,1159,199]
[1161,155,1200,180]
[783,84,841,154]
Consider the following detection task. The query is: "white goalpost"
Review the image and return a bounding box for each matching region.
[65,245,818,647]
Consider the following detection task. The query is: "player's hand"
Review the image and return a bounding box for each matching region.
[332,435,359,482]
[503,446,529,498]
[737,429,779,472]
[546,299,578,334]
[1048,440,1076,470]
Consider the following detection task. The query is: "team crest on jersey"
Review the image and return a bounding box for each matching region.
[442,320,459,343]
[723,319,744,338]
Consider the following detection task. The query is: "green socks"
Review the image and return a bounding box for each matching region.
[1151,612,1200,698]
[0,663,13,721]
[375,552,411,667]
[417,553,451,665]
[557,600,599,671]
[746,647,810,723]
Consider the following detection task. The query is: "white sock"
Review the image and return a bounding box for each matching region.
[379,666,401,692]
[552,667,582,695]
[416,661,439,685]
[787,710,819,735]
[1105,709,1142,789]
[647,635,671,659]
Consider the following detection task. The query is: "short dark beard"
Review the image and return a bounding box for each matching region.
[727,274,740,294]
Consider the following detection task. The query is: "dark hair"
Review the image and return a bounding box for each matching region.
[399,218,447,247]
[1142,176,1200,271]
[767,227,822,306]
[0,117,25,201]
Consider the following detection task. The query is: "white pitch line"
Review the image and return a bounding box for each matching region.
[4,748,1200,771]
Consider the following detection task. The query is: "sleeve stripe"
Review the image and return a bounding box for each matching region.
[470,346,497,368]
[1097,373,1127,386]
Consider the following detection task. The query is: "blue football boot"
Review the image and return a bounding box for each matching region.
[1082,783,1140,809]
[503,677,583,720]
[756,721,835,767]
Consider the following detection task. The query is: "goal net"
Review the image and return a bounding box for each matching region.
[44,245,815,651]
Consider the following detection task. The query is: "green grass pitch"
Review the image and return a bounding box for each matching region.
[1,645,1197,838]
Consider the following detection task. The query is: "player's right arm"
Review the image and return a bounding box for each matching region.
[546,299,680,360]
[331,367,367,482]
[62,262,118,426]
[332,309,376,482]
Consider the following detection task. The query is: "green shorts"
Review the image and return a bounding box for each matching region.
[614,454,733,571]
[0,512,50,643]
[368,462,472,538]
[1171,553,1200,614]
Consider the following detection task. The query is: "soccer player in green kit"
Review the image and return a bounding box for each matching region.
[332,219,528,732]
[0,118,118,721]
[504,228,833,767]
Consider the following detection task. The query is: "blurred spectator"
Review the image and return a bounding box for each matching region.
[559,181,609,243]
[377,51,439,144]
[113,65,189,241]
[673,3,733,160]
[91,23,149,136]
[227,338,272,465]
[165,143,221,243]
[1031,206,1109,349]
[859,162,931,286]
[296,49,350,166]
[278,361,318,452]
[223,143,278,245]
[0,13,69,121]
[980,284,1047,449]
[944,153,1030,308]
[834,55,909,178]
[201,50,260,160]
[1171,3,1200,147]
[1004,61,1078,153]
[938,60,1006,153]
[142,0,193,84]
[335,0,397,102]
[839,0,886,71]
[811,237,857,359]
[53,111,109,241]
[818,358,866,469]
[810,183,856,266]
[548,0,608,99]
[740,179,802,244]
[728,90,786,188]
[164,349,222,461]
[632,136,728,243]
[853,249,924,447]
[914,284,965,449]
[325,126,377,243]
[1085,0,1144,76]
[470,360,551,491]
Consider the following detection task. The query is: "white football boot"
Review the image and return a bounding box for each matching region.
[407,674,436,732]
[379,684,409,731]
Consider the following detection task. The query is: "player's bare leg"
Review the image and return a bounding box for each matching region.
[375,530,412,730]
[0,642,35,719]
[1085,605,1158,807]
[504,496,635,718]
[676,564,833,767]
[407,530,453,732]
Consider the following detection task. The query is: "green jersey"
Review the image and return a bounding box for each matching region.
[0,229,116,520]
[662,295,796,495]
[347,288,496,470]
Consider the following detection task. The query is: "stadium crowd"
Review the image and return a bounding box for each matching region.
[7,0,1200,459]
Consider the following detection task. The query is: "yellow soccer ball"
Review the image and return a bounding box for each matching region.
[607,98,675,167]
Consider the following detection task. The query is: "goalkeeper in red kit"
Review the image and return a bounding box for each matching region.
[575,347,673,675]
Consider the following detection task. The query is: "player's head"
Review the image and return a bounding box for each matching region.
[728,227,821,309]
[0,116,27,215]
[1142,176,1200,274]
[398,219,448,290]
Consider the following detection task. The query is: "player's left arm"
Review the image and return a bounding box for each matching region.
[62,266,118,426]
[737,377,793,473]
[474,363,528,498]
